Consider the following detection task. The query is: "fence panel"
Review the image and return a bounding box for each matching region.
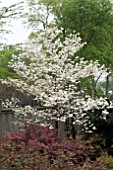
[0,99,83,138]
[0,100,17,137]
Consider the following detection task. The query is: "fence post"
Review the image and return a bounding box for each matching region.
[58,121,65,140]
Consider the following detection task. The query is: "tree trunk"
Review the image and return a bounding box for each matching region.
[106,69,110,98]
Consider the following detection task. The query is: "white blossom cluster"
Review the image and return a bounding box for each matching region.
[81,97,113,133]
[1,27,110,130]
[2,98,19,109]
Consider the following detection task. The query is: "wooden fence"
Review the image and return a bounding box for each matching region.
[0,99,17,137]
[0,99,82,138]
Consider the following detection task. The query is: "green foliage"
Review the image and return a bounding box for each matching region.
[82,105,113,153]
[0,45,21,80]
[82,153,113,170]
[87,153,113,170]
[37,0,113,69]
[96,153,113,169]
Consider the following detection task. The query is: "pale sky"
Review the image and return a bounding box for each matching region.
[1,0,30,45]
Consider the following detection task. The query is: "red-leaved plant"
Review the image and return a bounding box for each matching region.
[0,123,92,169]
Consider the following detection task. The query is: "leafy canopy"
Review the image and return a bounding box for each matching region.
[27,0,113,69]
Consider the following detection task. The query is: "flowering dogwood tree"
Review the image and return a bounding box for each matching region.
[1,27,110,131]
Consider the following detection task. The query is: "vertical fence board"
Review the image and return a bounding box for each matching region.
[0,109,16,137]
[58,121,65,140]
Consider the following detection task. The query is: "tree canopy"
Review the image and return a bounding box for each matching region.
[1,27,108,130]
[26,0,113,69]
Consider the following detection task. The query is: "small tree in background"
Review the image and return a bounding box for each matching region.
[1,27,109,134]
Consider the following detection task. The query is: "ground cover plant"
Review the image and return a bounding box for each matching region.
[0,124,91,169]
[0,124,113,169]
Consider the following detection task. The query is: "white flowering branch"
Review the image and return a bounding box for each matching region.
[1,27,110,130]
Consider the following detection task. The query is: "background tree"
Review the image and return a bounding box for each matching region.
[24,0,54,31]
[38,0,113,68]
[0,45,22,79]
[0,44,24,101]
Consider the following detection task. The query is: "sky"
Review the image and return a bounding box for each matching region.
[1,0,30,45]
